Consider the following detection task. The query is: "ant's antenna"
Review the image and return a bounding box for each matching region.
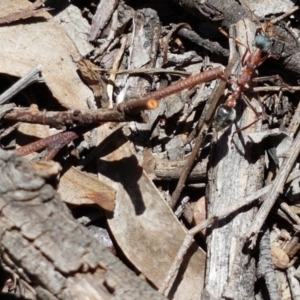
[239,0,261,26]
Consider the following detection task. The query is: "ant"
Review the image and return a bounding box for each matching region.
[212,3,297,135]
[212,33,272,131]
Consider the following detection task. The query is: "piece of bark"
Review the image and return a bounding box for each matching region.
[153,158,207,181]
[0,148,165,300]
[171,0,295,28]
[89,0,118,41]
[121,8,162,141]
[171,0,250,26]
[55,5,94,57]
[77,58,109,108]
[258,228,281,300]
[121,8,161,100]
[202,19,265,299]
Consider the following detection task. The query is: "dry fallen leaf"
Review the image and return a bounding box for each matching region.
[31,160,62,179]
[193,196,207,226]
[77,58,109,107]
[97,125,206,300]
[271,245,290,269]
[58,166,116,212]
[0,0,93,110]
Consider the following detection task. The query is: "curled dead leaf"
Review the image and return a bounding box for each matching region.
[271,245,290,269]
[77,58,108,107]
[31,161,62,178]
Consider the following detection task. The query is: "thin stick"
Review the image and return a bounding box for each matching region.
[0,65,44,105]
[270,6,299,24]
[246,128,300,248]
[117,99,158,114]
[252,86,300,92]
[4,107,148,128]
[15,127,94,159]
[15,130,80,157]
[95,67,191,77]
[280,202,300,226]
[161,186,259,294]
[137,66,224,103]
[107,35,128,107]
[159,218,215,295]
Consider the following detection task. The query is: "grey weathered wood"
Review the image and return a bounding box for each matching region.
[202,19,265,300]
[171,0,250,26]
[122,8,162,141]
[0,149,166,300]
[246,126,300,247]
[154,158,207,181]
[258,228,280,300]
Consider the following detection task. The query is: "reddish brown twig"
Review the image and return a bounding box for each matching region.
[116,67,223,115]
[138,66,224,102]
[4,107,148,129]
[15,127,93,160]
[117,99,158,114]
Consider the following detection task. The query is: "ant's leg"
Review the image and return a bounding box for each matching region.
[241,94,264,119]
[219,27,249,50]
[219,27,251,67]
[257,53,269,66]
[230,116,262,144]
[241,48,250,66]
[230,94,264,143]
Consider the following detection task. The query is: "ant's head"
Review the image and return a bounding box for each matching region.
[254,34,272,52]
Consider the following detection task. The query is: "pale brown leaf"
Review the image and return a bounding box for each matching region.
[0,0,93,110]
[58,166,116,212]
[271,245,290,269]
[193,196,207,225]
[97,124,206,300]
